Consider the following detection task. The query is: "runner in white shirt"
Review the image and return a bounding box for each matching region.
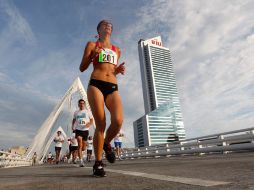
[54,131,65,164]
[114,130,124,160]
[32,152,37,166]
[72,99,93,167]
[47,152,53,164]
[86,136,93,162]
[68,132,78,163]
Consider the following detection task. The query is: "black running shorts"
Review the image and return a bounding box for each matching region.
[75,130,89,141]
[70,146,78,152]
[55,147,61,152]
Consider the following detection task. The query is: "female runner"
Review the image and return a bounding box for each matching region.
[80,20,125,177]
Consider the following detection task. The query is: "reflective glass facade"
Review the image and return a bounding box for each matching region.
[134,37,185,147]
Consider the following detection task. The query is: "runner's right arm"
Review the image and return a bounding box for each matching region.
[80,42,95,72]
[80,41,103,72]
[72,118,75,131]
[72,111,76,131]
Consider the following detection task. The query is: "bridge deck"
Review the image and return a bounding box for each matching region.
[0,152,254,190]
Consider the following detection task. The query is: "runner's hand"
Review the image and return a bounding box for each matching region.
[116,62,125,75]
[85,123,91,128]
[90,46,103,61]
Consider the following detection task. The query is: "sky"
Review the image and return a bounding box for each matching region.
[0,0,254,150]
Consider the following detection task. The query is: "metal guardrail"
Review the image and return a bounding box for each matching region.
[0,151,32,168]
[1,127,254,166]
[121,127,254,159]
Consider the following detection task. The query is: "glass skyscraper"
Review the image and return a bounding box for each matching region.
[133,36,185,147]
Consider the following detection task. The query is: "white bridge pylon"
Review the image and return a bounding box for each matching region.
[26,77,95,162]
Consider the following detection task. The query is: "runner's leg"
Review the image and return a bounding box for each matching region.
[77,136,83,160]
[105,91,123,144]
[88,85,107,177]
[87,85,106,161]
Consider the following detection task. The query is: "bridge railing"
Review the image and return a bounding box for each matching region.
[121,127,254,159]
[0,151,32,168]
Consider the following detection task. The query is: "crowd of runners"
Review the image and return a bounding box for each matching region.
[44,96,125,177]
[48,120,124,165]
[45,99,125,168]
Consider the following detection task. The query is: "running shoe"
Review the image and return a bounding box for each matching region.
[93,161,106,177]
[103,143,116,163]
[79,160,85,167]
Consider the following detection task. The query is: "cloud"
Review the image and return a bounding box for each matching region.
[116,0,254,139]
[0,122,31,147]
[161,0,254,137]
[0,72,9,82]
[0,0,36,46]
[0,81,58,149]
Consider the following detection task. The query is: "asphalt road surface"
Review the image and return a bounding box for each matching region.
[0,152,254,190]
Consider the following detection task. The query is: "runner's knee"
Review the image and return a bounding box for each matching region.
[112,117,123,127]
[95,119,106,128]
[95,119,106,132]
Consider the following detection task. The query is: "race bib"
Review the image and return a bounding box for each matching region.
[98,48,118,65]
[78,118,86,126]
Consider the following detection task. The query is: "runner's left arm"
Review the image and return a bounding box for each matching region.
[115,47,125,75]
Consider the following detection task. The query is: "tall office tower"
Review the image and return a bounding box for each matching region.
[133,36,185,147]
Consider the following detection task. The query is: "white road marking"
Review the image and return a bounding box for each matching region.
[85,167,230,187]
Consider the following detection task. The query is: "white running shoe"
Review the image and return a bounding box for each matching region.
[79,160,85,167]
